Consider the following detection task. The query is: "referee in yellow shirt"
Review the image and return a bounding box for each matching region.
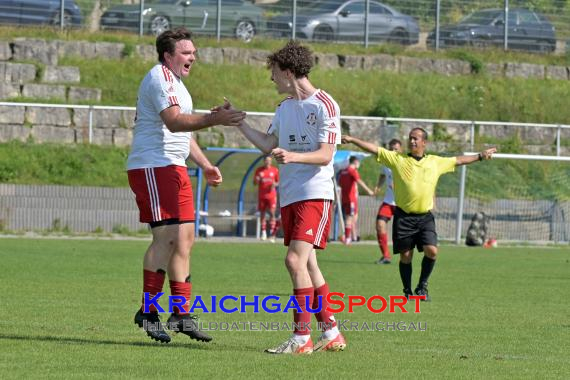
[342,128,496,301]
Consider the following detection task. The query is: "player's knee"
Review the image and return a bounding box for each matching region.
[285,254,301,272]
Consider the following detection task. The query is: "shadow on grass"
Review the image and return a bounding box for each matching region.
[0,333,262,352]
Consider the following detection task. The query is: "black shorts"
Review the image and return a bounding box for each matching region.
[392,207,437,254]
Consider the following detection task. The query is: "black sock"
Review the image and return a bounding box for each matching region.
[419,256,436,287]
[399,261,412,291]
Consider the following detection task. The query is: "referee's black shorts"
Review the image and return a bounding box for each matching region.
[392,207,437,254]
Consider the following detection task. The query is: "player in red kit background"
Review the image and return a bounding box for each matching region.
[338,156,374,244]
[254,155,280,242]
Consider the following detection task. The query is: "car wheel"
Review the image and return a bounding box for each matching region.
[313,25,334,42]
[51,10,73,28]
[389,28,409,45]
[235,19,255,43]
[150,15,171,36]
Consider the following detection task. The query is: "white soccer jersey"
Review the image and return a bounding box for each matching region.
[127,64,193,170]
[267,89,341,207]
[382,166,396,206]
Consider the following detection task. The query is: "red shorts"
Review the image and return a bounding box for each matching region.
[377,203,396,221]
[281,199,332,249]
[127,165,195,223]
[342,201,357,216]
[258,197,277,213]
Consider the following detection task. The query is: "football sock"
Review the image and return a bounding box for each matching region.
[142,269,165,312]
[293,287,314,335]
[378,232,390,259]
[169,279,192,314]
[292,333,310,344]
[269,220,277,236]
[312,283,337,331]
[344,227,352,241]
[322,326,340,340]
[399,262,412,290]
[419,256,436,286]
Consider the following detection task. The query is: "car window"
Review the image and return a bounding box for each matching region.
[459,10,501,25]
[341,1,365,14]
[517,9,539,23]
[370,3,390,15]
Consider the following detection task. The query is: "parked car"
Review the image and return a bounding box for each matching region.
[0,0,82,27]
[100,0,265,43]
[427,8,556,52]
[266,0,420,44]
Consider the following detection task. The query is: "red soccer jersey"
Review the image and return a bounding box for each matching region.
[254,166,279,200]
[338,166,360,204]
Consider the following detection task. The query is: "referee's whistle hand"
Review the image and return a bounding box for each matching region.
[481,147,497,160]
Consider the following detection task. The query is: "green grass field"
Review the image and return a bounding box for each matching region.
[0,238,568,379]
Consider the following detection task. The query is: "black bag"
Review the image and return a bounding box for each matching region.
[465,212,489,246]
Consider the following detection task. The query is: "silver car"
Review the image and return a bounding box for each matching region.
[267,0,419,44]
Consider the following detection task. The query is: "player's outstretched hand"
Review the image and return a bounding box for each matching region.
[481,147,497,160]
[341,135,353,144]
[210,107,245,127]
[271,148,295,164]
[204,166,222,187]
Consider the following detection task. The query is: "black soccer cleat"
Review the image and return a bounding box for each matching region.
[167,313,213,343]
[414,283,432,302]
[403,288,413,300]
[134,309,171,343]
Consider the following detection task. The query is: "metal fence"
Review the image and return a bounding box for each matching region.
[2,1,569,52]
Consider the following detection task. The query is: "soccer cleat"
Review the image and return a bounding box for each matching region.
[261,230,267,240]
[166,313,212,342]
[269,236,276,243]
[314,333,346,352]
[415,283,431,302]
[265,336,313,354]
[403,288,413,300]
[376,258,391,264]
[134,309,171,343]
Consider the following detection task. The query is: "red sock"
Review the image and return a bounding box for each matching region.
[312,284,337,331]
[142,269,165,312]
[169,280,192,315]
[379,232,390,259]
[260,215,266,232]
[345,227,352,240]
[269,220,276,236]
[293,287,314,335]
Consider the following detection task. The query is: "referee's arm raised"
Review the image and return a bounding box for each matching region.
[341,135,379,155]
[455,147,497,166]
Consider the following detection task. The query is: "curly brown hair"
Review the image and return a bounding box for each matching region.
[156,27,193,63]
[266,40,313,78]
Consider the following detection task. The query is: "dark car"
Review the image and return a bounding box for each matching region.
[266,0,420,44]
[100,0,265,43]
[0,0,82,27]
[427,8,556,52]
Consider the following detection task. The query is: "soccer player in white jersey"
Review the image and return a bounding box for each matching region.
[375,139,402,264]
[127,28,245,344]
[229,41,346,354]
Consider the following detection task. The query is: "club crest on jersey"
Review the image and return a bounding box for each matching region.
[306,112,317,126]
[301,135,307,141]
[289,135,296,142]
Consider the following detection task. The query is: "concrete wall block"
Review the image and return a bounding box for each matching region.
[247,49,269,66]
[432,59,472,76]
[0,41,11,60]
[197,47,223,64]
[505,62,545,79]
[222,47,249,64]
[362,54,399,72]
[545,66,568,80]
[399,56,434,74]
[136,44,156,62]
[68,87,102,102]
[22,84,66,101]
[73,108,125,129]
[0,62,36,84]
[58,40,96,59]
[112,128,133,147]
[0,83,20,99]
[485,63,505,77]
[12,39,58,65]
[0,124,30,142]
[25,107,71,127]
[30,125,75,144]
[91,128,114,145]
[195,130,223,147]
[95,42,124,60]
[0,105,25,124]
[341,55,363,70]
[221,129,256,148]
[314,53,339,69]
[42,66,80,83]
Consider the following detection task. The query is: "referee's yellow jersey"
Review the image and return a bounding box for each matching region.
[376,147,456,214]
